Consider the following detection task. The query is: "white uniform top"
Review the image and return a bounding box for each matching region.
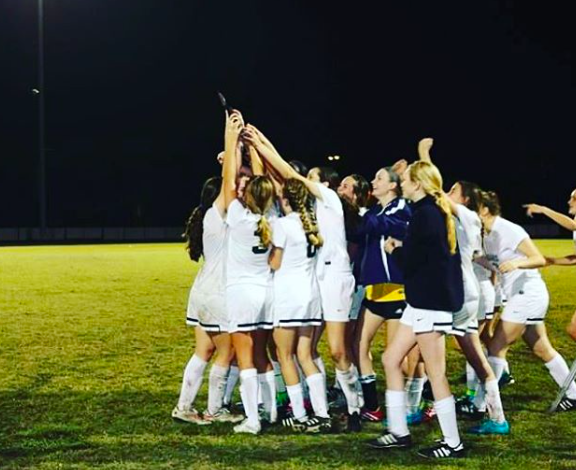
[314,183,352,279]
[454,204,482,302]
[226,199,272,287]
[573,229,576,250]
[191,203,227,294]
[483,216,542,297]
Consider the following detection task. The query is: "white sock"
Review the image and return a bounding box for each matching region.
[352,364,365,408]
[336,365,361,414]
[240,368,259,427]
[485,379,506,423]
[472,382,487,412]
[466,362,479,393]
[434,396,461,448]
[224,365,239,406]
[306,373,330,418]
[405,378,425,415]
[385,390,409,437]
[177,354,207,410]
[271,360,287,394]
[545,355,576,399]
[207,364,229,415]
[295,356,309,398]
[259,371,278,423]
[286,383,307,420]
[314,357,327,381]
[488,356,507,381]
[504,359,510,374]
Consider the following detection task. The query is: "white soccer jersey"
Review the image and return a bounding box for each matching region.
[272,213,321,325]
[226,199,272,287]
[454,204,482,302]
[314,182,352,278]
[483,216,542,297]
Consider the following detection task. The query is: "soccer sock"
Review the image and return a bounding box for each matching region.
[207,364,229,415]
[385,390,409,437]
[223,365,239,406]
[472,382,487,412]
[306,373,330,418]
[360,374,379,411]
[313,357,327,381]
[351,364,365,408]
[336,365,361,415]
[545,354,576,399]
[405,377,425,415]
[484,379,506,423]
[434,395,461,448]
[177,354,207,410]
[295,356,310,398]
[286,383,307,421]
[258,371,278,423]
[504,359,510,374]
[271,360,287,394]
[466,362,478,396]
[240,368,260,427]
[488,356,507,382]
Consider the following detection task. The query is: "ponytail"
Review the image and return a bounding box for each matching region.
[284,178,323,248]
[432,191,458,255]
[183,205,206,261]
[256,215,273,248]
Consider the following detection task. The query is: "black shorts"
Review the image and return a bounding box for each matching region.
[362,299,406,320]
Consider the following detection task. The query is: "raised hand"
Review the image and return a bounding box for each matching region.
[523,203,547,218]
[418,137,433,162]
[225,112,244,143]
[391,159,408,176]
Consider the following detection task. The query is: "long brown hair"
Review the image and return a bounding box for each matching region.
[283,178,323,247]
[244,176,275,248]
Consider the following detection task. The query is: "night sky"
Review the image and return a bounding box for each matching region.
[1,1,574,228]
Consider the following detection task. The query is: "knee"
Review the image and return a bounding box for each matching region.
[330,346,346,364]
[195,344,215,362]
[382,350,401,373]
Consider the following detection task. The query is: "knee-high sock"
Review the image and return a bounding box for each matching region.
[405,377,425,415]
[336,365,361,415]
[466,362,479,395]
[286,383,307,420]
[240,368,259,427]
[546,354,576,399]
[385,390,409,437]
[488,356,507,381]
[207,364,229,415]
[360,374,379,411]
[295,356,310,398]
[484,379,506,423]
[271,360,287,394]
[223,365,239,406]
[177,354,207,410]
[306,373,330,418]
[434,396,461,448]
[258,371,278,423]
[313,357,327,382]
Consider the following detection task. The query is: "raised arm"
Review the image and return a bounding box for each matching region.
[523,204,576,232]
[223,112,244,209]
[417,137,433,163]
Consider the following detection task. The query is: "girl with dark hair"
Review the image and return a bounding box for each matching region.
[479,190,576,413]
[223,113,278,434]
[172,179,243,425]
[269,178,331,432]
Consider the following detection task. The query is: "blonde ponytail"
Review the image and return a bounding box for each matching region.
[432,191,457,254]
[256,215,272,248]
[244,176,275,248]
[284,178,323,248]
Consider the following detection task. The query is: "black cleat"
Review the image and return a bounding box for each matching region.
[367,432,413,450]
[347,412,362,432]
[456,400,484,421]
[417,441,465,459]
[556,397,576,412]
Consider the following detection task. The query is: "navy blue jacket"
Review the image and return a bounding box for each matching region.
[392,195,464,312]
[356,198,411,286]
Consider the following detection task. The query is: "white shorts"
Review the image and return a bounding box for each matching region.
[500,279,549,325]
[273,276,322,328]
[477,280,496,321]
[349,285,366,321]
[318,272,355,322]
[226,283,274,332]
[186,287,228,333]
[400,304,453,335]
[452,299,480,336]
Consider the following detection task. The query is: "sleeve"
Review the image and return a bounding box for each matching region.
[456,204,482,253]
[272,219,287,249]
[508,223,530,252]
[315,183,343,214]
[359,202,411,240]
[226,199,245,227]
[393,208,436,275]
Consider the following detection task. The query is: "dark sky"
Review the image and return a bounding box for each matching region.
[1,0,574,227]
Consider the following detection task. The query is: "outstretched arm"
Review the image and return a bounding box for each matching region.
[546,254,576,266]
[523,204,576,232]
[223,112,244,209]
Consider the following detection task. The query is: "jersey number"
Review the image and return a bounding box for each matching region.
[252,230,268,254]
[306,242,317,259]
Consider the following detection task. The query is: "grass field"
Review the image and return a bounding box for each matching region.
[1,241,575,469]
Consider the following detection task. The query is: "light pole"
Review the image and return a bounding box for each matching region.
[38,0,47,231]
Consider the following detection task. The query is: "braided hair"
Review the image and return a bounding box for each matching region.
[283,178,323,248]
[183,176,222,261]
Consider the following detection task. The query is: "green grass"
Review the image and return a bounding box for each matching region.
[1,241,575,469]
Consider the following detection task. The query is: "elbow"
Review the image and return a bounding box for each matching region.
[535,255,546,268]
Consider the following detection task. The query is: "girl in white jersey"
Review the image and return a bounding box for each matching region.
[243,126,362,431]
[172,173,244,426]
[222,113,278,434]
[269,178,331,432]
[479,191,576,412]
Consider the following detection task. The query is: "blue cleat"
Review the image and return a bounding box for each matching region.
[467,419,510,435]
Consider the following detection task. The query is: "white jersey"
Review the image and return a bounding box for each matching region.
[314,183,352,279]
[454,204,481,302]
[573,230,576,250]
[483,216,542,298]
[226,199,273,287]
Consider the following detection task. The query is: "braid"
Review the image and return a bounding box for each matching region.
[432,191,457,255]
[183,205,205,261]
[284,179,323,247]
[256,215,272,248]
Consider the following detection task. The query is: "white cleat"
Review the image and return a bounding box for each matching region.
[233,419,261,435]
[171,406,210,425]
[203,407,245,424]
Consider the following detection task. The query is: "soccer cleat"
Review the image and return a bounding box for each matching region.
[367,432,413,450]
[301,416,332,434]
[467,419,510,435]
[361,407,385,422]
[347,412,362,432]
[233,419,261,435]
[327,387,347,410]
[417,441,465,459]
[281,416,308,432]
[456,400,484,420]
[498,371,515,388]
[202,407,244,424]
[556,397,576,412]
[171,406,210,425]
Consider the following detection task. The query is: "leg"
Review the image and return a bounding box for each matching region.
[231,331,260,429]
[358,310,385,376]
[252,329,276,422]
[297,327,330,419]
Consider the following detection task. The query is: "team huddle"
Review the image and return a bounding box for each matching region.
[172,110,576,459]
